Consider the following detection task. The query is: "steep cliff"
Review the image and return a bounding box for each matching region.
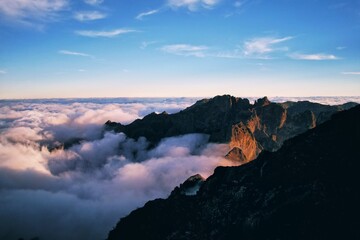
[105,95,357,162]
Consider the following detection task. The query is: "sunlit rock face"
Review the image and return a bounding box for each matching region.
[107,105,360,240]
[105,95,357,163]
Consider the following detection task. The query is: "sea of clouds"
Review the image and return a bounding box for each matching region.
[0,96,359,240]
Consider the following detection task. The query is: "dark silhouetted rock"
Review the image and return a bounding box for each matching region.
[107,105,360,240]
[105,95,357,163]
[170,174,205,197]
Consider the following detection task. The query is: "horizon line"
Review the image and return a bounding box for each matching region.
[1,95,360,101]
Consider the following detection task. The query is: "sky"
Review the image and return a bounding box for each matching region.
[0,0,359,98]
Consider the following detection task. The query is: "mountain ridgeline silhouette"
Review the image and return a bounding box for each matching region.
[107,104,360,240]
[105,95,357,163]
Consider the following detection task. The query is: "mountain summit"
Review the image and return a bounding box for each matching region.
[107,105,360,240]
[105,95,357,163]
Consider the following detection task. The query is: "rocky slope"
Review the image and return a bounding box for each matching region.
[107,105,360,240]
[105,95,357,163]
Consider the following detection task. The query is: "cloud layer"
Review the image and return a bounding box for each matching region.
[1,97,359,240]
[0,98,236,240]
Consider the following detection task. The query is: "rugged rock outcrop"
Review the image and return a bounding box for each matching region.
[107,105,360,240]
[170,174,205,197]
[105,95,357,162]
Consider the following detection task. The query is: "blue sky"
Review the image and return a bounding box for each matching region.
[0,0,359,98]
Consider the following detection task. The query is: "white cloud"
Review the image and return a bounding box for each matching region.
[140,41,158,49]
[161,44,209,57]
[342,72,360,75]
[267,96,360,105]
[74,11,106,21]
[289,53,339,60]
[58,50,94,58]
[243,36,293,58]
[0,0,68,25]
[168,0,220,11]
[336,46,346,50]
[84,0,104,6]
[136,9,159,20]
[75,28,136,38]
[234,0,246,8]
[0,98,236,240]
[0,69,6,74]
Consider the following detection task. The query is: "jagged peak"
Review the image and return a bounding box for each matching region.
[186,95,251,112]
[254,96,271,107]
[225,147,248,163]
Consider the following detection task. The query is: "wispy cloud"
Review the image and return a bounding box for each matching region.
[0,0,68,26]
[289,53,339,60]
[212,51,242,59]
[58,50,94,58]
[74,11,106,21]
[234,0,247,8]
[224,0,250,18]
[75,29,136,38]
[161,44,209,57]
[243,36,293,58]
[84,0,103,6]
[141,41,158,49]
[342,72,360,75]
[0,70,7,74]
[336,46,346,50]
[168,0,221,11]
[136,9,159,20]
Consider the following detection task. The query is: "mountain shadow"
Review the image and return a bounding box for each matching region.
[107,105,360,240]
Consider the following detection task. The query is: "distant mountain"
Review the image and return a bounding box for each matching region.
[107,105,360,240]
[105,95,357,163]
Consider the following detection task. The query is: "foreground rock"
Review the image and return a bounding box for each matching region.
[105,95,357,162]
[107,105,360,240]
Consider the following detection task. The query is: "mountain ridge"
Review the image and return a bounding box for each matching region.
[105,95,357,163]
[107,104,360,240]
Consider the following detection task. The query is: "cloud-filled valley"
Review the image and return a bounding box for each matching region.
[0,97,359,240]
[0,98,231,240]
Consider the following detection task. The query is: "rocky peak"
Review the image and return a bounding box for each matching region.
[170,174,205,197]
[104,95,357,164]
[186,95,252,113]
[225,147,248,163]
[254,96,271,107]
